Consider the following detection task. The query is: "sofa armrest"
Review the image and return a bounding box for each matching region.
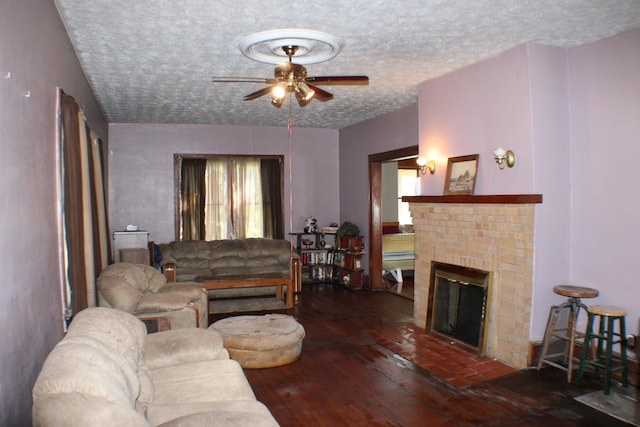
[136,293,191,313]
[96,276,143,312]
[162,262,175,282]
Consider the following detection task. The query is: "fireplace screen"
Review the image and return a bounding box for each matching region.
[429,263,489,353]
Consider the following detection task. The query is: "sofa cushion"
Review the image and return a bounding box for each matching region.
[149,401,279,427]
[164,240,212,268]
[210,255,247,269]
[207,239,249,258]
[150,359,256,405]
[143,328,228,370]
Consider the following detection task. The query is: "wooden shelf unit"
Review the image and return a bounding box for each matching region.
[289,233,365,288]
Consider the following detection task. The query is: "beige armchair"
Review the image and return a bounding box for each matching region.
[97,262,208,329]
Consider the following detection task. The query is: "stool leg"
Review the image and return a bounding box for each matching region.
[594,315,606,379]
[603,315,615,395]
[575,312,594,385]
[537,306,560,371]
[619,316,629,388]
[565,301,581,383]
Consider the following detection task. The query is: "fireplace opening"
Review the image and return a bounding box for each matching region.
[428,262,490,354]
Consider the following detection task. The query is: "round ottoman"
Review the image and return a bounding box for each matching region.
[209,314,305,368]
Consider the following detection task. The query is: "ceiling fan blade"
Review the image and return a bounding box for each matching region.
[244,86,274,101]
[212,77,277,84]
[305,75,369,86]
[307,85,333,102]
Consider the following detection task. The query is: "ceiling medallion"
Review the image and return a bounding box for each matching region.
[238,29,343,65]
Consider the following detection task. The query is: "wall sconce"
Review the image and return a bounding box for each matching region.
[493,147,515,169]
[416,156,436,175]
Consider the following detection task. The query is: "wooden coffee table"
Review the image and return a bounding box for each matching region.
[195,274,294,309]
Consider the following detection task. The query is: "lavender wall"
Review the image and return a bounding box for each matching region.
[339,103,419,269]
[568,30,640,345]
[417,45,535,196]
[0,0,107,423]
[416,30,640,349]
[527,44,573,339]
[416,44,569,341]
[108,123,339,247]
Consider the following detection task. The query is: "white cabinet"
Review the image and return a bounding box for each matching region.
[113,231,149,262]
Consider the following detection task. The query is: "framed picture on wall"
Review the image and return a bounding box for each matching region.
[443,154,479,195]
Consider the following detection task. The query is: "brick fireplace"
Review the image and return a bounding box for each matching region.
[406,194,542,368]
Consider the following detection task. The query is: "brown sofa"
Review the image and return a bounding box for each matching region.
[159,238,300,307]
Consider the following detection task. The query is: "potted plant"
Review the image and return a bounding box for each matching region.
[336,221,361,251]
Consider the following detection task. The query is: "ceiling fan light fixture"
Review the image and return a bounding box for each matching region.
[271,96,284,108]
[272,84,286,99]
[270,83,287,108]
[295,82,315,106]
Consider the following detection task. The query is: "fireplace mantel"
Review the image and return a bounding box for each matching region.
[403,194,542,204]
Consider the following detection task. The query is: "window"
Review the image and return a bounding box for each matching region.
[204,158,263,240]
[176,155,283,241]
[397,168,418,225]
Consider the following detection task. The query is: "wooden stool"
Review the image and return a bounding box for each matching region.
[537,285,599,382]
[576,305,628,394]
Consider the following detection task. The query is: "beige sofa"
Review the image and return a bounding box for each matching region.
[32,307,279,426]
[159,239,300,303]
[97,262,208,329]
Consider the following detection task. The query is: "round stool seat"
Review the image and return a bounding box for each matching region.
[588,304,627,317]
[209,314,305,368]
[553,285,599,299]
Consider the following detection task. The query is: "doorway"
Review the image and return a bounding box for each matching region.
[368,145,418,291]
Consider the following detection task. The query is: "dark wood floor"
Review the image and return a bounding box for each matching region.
[231,284,630,427]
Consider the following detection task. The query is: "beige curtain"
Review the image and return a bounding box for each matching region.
[233,159,263,238]
[204,159,231,240]
[204,158,263,240]
[90,131,109,281]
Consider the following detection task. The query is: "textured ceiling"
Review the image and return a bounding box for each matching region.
[54,0,640,129]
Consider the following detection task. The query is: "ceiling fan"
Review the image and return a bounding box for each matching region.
[212,45,369,108]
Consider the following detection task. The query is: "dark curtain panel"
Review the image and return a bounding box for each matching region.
[181,159,206,240]
[60,92,88,315]
[260,158,284,239]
